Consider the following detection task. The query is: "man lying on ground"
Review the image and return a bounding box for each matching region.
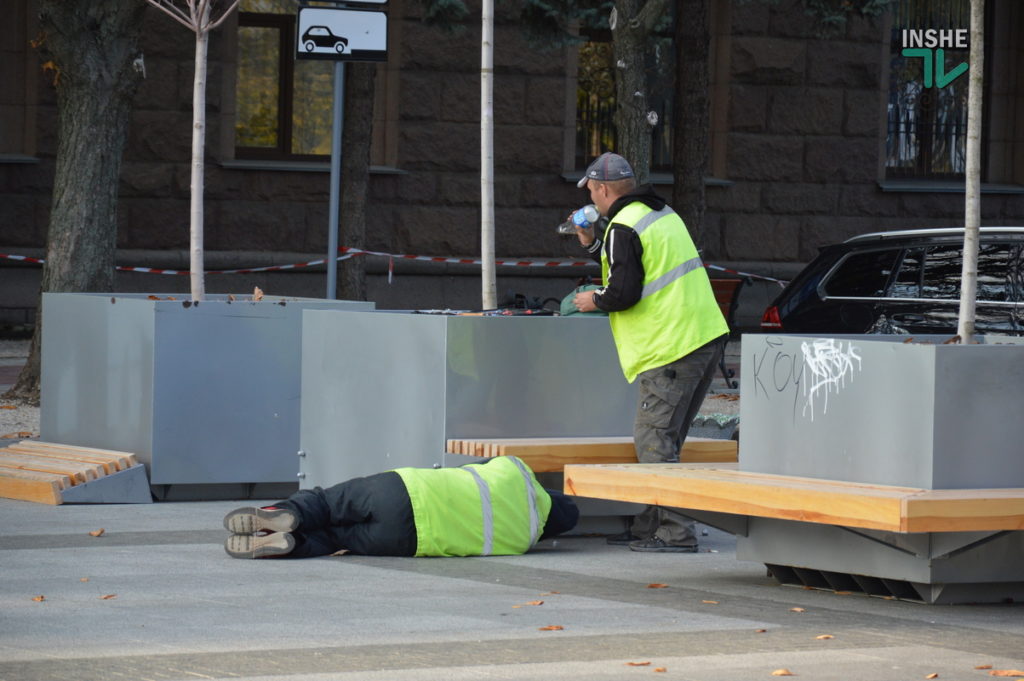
[223,456,579,559]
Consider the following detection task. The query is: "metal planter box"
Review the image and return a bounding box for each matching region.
[299,310,638,486]
[740,334,1024,489]
[41,292,374,486]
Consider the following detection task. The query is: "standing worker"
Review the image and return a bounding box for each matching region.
[223,456,579,559]
[571,152,729,553]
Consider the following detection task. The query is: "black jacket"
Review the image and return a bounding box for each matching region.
[584,184,668,312]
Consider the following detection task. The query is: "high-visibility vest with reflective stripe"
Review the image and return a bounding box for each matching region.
[601,202,729,383]
[395,456,551,557]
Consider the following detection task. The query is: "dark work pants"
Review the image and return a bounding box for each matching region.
[631,335,726,545]
[274,471,417,558]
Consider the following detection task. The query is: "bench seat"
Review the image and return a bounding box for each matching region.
[445,436,737,473]
[563,463,1024,533]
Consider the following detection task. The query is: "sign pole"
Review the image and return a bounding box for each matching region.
[326,60,346,300]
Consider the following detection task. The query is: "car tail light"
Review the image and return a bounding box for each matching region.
[761,306,783,330]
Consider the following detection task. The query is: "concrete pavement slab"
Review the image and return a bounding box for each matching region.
[1,498,1022,681]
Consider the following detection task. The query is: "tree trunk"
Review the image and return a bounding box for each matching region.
[610,0,666,185]
[190,16,210,302]
[673,0,710,252]
[4,0,146,405]
[480,0,496,309]
[957,0,985,344]
[338,62,376,301]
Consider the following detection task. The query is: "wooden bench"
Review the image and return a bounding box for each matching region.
[562,463,1024,533]
[445,436,737,473]
[0,441,141,505]
[709,277,750,388]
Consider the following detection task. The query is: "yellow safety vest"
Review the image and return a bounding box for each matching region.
[601,202,729,382]
[395,456,552,557]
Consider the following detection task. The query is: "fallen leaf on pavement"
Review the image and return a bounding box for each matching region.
[771,669,794,676]
[625,662,651,667]
[32,595,45,602]
[755,629,767,633]
[789,607,806,613]
[646,583,668,589]
[654,668,667,673]
[989,671,1024,677]
[0,405,16,410]
[1,431,33,439]
[925,674,938,679]
[703,600,719,604]
[815,634,834,640]
[88,528,105,537]
[523,600,544,606]
[540,591,560,595]
[538,625,563,631]
[100,594,117,600]
[976,666,993,670]
[80,578,89,582]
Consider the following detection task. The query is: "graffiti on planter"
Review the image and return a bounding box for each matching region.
[800,338,862,421]
[750,336,862,422]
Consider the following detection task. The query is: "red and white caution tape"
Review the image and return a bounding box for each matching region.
[1,250,789,285]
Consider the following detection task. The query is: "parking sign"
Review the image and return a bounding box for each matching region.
[296,7,387,62]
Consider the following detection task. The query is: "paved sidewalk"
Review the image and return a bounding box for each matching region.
[2,498,1022,681]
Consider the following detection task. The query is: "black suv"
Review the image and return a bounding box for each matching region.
[761,227,1024,336]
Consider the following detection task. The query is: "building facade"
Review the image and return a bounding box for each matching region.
[1,0,1022,326]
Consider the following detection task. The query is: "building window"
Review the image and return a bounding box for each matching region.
[885,0,972,179]
[574,14,675,172]
[235,0,334,159]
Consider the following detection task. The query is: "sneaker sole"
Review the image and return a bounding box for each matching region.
[223,507,298,534]
[224,532,295,559]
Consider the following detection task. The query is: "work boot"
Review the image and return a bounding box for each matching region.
[628,536,698,553]
[224,532,295,559]
[223,506,298,535]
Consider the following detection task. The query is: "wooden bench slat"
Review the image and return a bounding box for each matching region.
[0,453,100,485]
[12,441,138,467]
[0,474,62,505]
[445,436,737,472]
[5,446,121,475]
[563,463,1024,533]
[0,466,71,490]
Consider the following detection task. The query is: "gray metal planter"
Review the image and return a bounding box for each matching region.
[41,292,373,492]
[736,334,1024,603]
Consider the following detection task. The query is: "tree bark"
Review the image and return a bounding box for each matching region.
[673,0,710,252]
[338,62,376,302]
[957,0,984,344]
[4,0,146,405]
[189,13,210,302]
[610,0,666,185]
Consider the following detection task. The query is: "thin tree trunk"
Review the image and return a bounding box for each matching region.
[480,0,496,309]
[4,0,146,405]
[957,0,984,344]
[190,14,210,302]
[339,63,376,301]
[673,0,710,252]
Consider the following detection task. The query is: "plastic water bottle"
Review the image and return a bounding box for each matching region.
[557,204,600,235]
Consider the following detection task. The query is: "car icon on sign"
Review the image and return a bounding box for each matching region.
[302,26,348,53]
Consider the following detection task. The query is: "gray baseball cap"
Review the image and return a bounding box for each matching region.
[577,152,635,188]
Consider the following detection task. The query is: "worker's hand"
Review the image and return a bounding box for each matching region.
[575,223,596,248]
[573,289,598,313]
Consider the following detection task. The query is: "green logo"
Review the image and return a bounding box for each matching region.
[901,48,969,88]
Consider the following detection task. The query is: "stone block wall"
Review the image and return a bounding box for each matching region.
[2,0,1024,320]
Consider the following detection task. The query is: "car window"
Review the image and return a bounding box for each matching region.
[920,243,1020,302]
[823,249,900,297]
[921,245,961,299]
[976,243,1019,302]
[891,248,923,298]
